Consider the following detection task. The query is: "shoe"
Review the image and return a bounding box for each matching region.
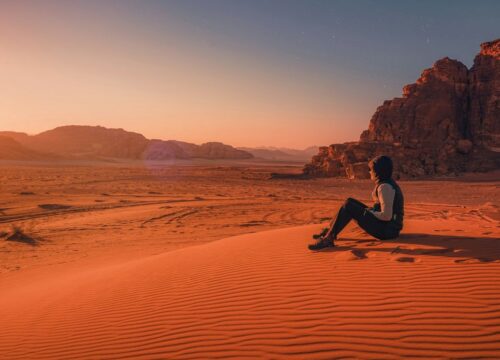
[308,236,335,250]
[312,227,329,239]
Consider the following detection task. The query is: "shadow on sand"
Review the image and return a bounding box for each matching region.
[321,233,500,263]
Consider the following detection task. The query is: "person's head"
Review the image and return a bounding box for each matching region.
[368,155,393,183]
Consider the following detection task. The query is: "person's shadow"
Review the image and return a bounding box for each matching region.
[328,233,500,263]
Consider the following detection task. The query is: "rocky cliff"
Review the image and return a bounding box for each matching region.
[304,38,500,179]
[468,39,500,151]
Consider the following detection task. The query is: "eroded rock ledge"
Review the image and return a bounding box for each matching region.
[303,39,500,179]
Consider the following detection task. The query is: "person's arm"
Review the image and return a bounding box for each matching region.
[368,184,395,221]
[371,187,378,202]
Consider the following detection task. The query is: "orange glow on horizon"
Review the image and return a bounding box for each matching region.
[0,2,378,148]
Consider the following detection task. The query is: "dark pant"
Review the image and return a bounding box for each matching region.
[327,198,400,240]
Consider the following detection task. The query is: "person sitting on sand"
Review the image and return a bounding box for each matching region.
[308,155,404,250]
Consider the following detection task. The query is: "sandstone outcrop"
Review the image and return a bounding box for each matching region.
[304,39,500,179]
[468,39,500,151]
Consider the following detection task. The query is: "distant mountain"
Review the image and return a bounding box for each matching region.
[0,131,31,144]
[27,126,149,159]
[194,142,253,159]
[0,136,55,160]
[0,125,253,161]
[143,140,188,160]
[238,146,319,161]
[143,140,253,160]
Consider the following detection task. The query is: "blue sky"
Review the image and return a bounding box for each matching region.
[1,0,498,147]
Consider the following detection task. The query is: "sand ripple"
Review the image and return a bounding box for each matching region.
[1,223,499,359]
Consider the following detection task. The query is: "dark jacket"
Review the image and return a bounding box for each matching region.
[373,178,404,231]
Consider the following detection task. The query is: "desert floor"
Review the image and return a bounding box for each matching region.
[0,160,499,359]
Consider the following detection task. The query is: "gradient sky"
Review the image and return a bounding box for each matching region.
[0,0,498,148]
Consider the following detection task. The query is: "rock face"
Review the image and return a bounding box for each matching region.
[304,39,500,179]
[468,39,500,151]
[0,126,254,161]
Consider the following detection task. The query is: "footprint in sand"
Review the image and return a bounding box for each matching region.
[334,249,367,261]
[38,204,72,210]
[393,256,417,263]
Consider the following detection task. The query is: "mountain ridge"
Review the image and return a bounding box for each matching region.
[0,125,253,161]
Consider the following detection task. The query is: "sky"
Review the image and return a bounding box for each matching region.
[0,0,498,148]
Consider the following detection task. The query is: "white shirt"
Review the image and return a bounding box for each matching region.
[368,183,396,221]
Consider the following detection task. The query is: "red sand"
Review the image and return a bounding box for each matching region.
[0,164,499,359]
[1,218,499,359]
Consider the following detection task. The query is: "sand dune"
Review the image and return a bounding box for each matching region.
[1,218,499,359]
[1,164,498,275]
[0,163,498,358]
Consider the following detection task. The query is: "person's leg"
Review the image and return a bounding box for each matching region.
[312,227,329,239]
[324,198,368,240]
[349,207,390,240]
[309,197,373,250]
[347,198,369,209]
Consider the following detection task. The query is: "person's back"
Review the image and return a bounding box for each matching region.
[376,177,404,233]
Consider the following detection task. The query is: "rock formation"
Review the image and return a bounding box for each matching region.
[238,146,319,162]
[0,126,253,161]
[29,126,149,159]
[142,140,188,160]
[143,140,253,160]
[303,38,500,179]
[193,142,253,159]
[468,39,500,151]
[0,136,55,160]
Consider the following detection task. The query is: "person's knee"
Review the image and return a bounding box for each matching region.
[344,197,359,212]
[340,199,351,215]
[343,197,355,207]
